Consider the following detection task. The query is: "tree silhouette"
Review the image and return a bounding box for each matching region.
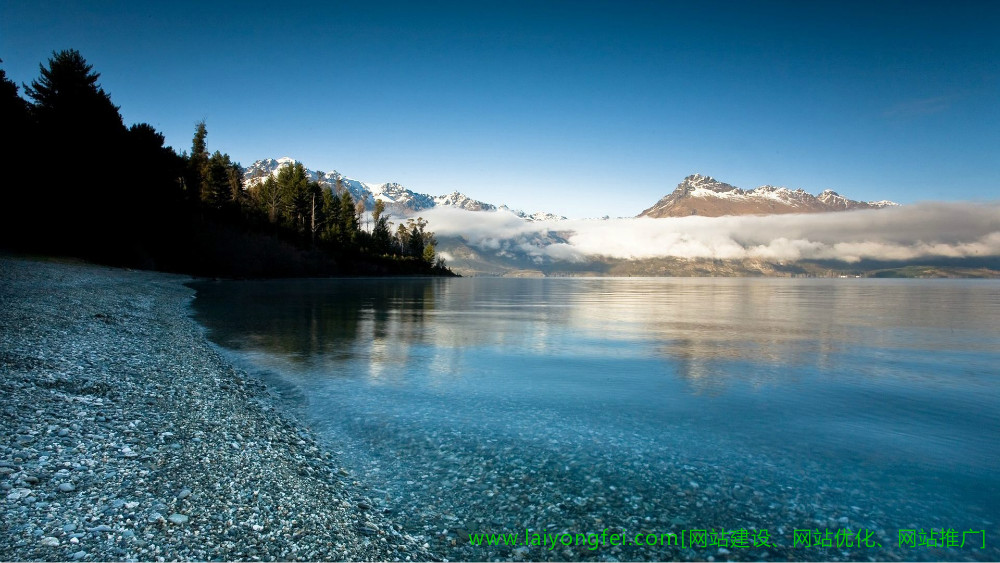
[24,49,124,139]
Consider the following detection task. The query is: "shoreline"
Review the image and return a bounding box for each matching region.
[0,256,434,561]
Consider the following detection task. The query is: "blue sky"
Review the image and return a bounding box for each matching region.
[3,0,998,218]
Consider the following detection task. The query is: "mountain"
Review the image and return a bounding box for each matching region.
[243,157,565,221]
[639,174,898,218]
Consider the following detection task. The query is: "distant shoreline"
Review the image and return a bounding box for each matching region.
[0,256,432,561]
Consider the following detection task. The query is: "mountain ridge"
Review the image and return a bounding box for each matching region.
[243,157,566,221]
[639,174,898,218]
[244,159,897,221]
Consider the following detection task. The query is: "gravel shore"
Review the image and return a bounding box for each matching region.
[0,256,435,561]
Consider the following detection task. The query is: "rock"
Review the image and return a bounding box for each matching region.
[7,488,32,500]
[39,536,60,546]
[177,488,191,500]
[167,513,189,525]
[71,550,87,560]
[58,482,75,492]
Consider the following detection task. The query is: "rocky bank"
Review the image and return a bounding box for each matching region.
[0,256,435,561]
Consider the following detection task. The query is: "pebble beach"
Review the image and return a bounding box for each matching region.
[0,256,434,561]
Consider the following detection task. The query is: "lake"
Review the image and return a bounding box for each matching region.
[190,277,1000,561]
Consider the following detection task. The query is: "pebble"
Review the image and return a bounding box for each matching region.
[167,513,188,525]
[0,258,434,562]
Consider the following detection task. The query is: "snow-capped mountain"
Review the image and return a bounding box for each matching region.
[243,157,565,220]
[639,174,899,218]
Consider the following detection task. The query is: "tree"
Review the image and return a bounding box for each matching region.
[371,199,393,255]
[276,161,310,230]
[124,122,186,206]
[395,223,410,255]
[21,50,129,252]
[187,121,209,200]
[255,176,283,223]
[1,59,31,133]
[422,241,436,264]
[202,151,240,209]
[1,59,35,243]
[339,190,358,244]
[24,49,124,139]
[408,221,425,258]
[320,187,341,243]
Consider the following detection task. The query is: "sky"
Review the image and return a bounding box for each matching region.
[2,0,998,218]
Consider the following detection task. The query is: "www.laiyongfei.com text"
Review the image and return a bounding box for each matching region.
[468,528,987,551]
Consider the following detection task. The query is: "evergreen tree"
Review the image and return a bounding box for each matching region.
[187,121,209,200]
[1,60,31,133]
[422,242,436,264]
[276,161,310,230]
[1,60,35,244]
[202,151,237,209]
[371,199,393,255]
[320,186,340,242]
[408,222,425,258]
[124,122,186,204]
[24,49,124,139]
[339,190,358,245]
[22,50,129,253]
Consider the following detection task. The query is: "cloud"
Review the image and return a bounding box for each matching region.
[414,202,1000,264]
[882,95,957,119]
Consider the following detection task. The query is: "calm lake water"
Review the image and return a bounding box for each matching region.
[190,278,1000,561]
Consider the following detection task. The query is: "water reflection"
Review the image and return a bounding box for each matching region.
[191,277,1000,561]
[192,278,443,369]
[192,278,999,393]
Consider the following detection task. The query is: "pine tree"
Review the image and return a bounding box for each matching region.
[422,242,436,264]
[24,49,124,139]
[1,60,31,133]
[202,151,235,209]
[339,190,358,245]
[1,59,35,243]
[276,161,310,230]
[320,187,340,242]
[187,121,209,200]
[22,50,128,252]
[371,199,393,255]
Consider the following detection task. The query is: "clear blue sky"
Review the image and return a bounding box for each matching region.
[2,0,997,218]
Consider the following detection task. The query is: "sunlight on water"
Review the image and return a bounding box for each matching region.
[192,278,1000,561]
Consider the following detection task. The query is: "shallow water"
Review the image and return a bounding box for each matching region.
[191,277,1000,561]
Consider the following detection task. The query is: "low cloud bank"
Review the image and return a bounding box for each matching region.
[415,202,1000,263]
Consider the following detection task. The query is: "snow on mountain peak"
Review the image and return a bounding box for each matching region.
[241,157,562,219]
[642,175,899,218]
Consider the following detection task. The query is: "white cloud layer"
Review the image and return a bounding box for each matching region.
[414,203,1000,263]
